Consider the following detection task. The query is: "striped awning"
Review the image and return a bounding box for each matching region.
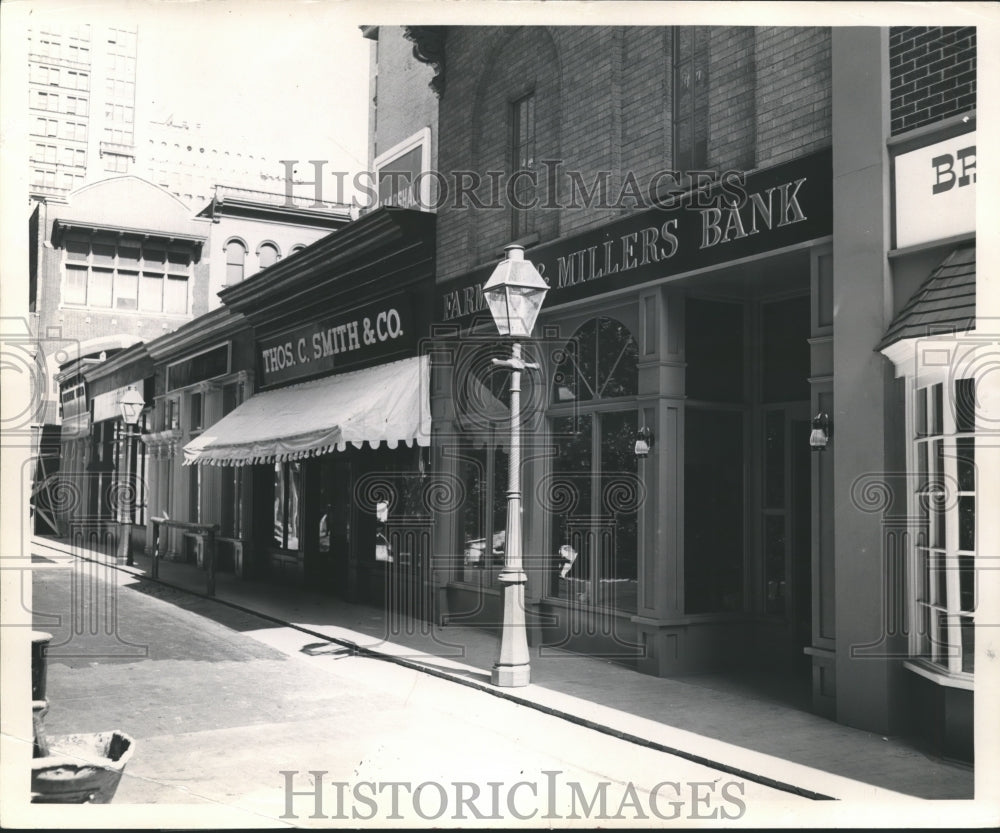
[183,355,431,466]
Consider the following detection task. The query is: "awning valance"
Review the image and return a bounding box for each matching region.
[183,355,431,466]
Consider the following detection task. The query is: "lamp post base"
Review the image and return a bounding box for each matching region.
[491,663,530,687]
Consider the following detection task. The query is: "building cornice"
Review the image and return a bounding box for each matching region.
[145,306,249,361]
[404,26,446,97]
[218,207,435,319]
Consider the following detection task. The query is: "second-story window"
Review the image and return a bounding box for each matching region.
[225,239,246,286]
[510,91,536,240]
[673,27,710,172]
[257,242,280,270]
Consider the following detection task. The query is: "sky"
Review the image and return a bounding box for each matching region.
[30,0,373,190]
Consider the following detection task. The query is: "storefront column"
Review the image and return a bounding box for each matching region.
[831,27,903,734]
[633,286,687,675]
[429,349,461,623]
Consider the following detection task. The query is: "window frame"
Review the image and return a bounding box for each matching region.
[672,26,710,173]
[509,90,537,241]
[906,373,977,684]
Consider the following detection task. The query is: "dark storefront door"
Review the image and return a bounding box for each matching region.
[313,456,352,596]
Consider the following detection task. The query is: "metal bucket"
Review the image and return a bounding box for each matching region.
[31,731,135,804]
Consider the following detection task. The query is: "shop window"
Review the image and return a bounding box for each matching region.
[273,461,302,551]
[673,26,709,172]
[548,317,640,614]
[188,465,201,525]
[510,91,536,240]
[189,391,203,431]
[225,239,246,286]
[911,378,977,676]
[457,445,509,589]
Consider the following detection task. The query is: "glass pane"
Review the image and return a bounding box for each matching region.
[459,450,487,583]
[89,268,113,307]
[954,378,976,433]
[930,384,943,435]
[960,617,975,673]
[226,263,244,286]
[958,554,975,612]
[764,410,784,508]
[599,410,639,613]
[287,462,301,551]
[678,27,693,57]
[685,408,744,613]
[115,270,138,309]
[65,264,87,304]
[139,273,163,312]
[933,554,946,606]
[958,496,975,552]
[492,446,508,586]
[764,514,786,616]
[119,245,140,268]
[916,440,928,491]
[956,437,975,492]
[66,238,89,262]
[167,249,191,271]
[91,242,115,267]
[595,318,638,398]
[272,464,285,548]
[917,549,930,603]
[552,341,580,403]
[914,603,930,658]
[550,414,593,600]
[164,275,187,314]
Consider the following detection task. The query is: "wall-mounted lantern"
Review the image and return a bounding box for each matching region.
[634,426,655,458]
[810,412,831,451]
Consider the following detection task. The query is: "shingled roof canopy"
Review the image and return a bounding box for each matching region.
[878,246,976,351]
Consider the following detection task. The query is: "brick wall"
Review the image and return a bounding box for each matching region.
[755,27,831,167]
[435,26,832,281]
[889,27,976,135]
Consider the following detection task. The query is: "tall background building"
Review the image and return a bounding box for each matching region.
[28,22,138,198]
[28,22,287,208]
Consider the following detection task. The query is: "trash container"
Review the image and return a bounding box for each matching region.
[31,731,135,804]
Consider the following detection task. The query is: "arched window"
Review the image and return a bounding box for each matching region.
[257,241,280,269]
[551,316,638,403]
[290,244,305,256]
[225,239,246,286]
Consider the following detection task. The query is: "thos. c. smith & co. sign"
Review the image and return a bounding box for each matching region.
[257,292,415,387]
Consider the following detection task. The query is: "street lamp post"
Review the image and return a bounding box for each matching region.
[482,244,549,687]
[118,387,145,566]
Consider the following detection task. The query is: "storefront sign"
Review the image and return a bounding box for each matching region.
[894,130,976,249]
[257,292,415,387]
[374,128,431,210]
[92,382,143,423]
[437,149,832,325]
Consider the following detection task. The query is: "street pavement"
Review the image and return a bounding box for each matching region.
[14,541,991,828]
[27,557,807,827]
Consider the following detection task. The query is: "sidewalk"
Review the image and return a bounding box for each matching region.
[31,535,974,802]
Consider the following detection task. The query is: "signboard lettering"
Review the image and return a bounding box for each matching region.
[258,293,414,387]
[894,130,975,249]
[437,149,832,325]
